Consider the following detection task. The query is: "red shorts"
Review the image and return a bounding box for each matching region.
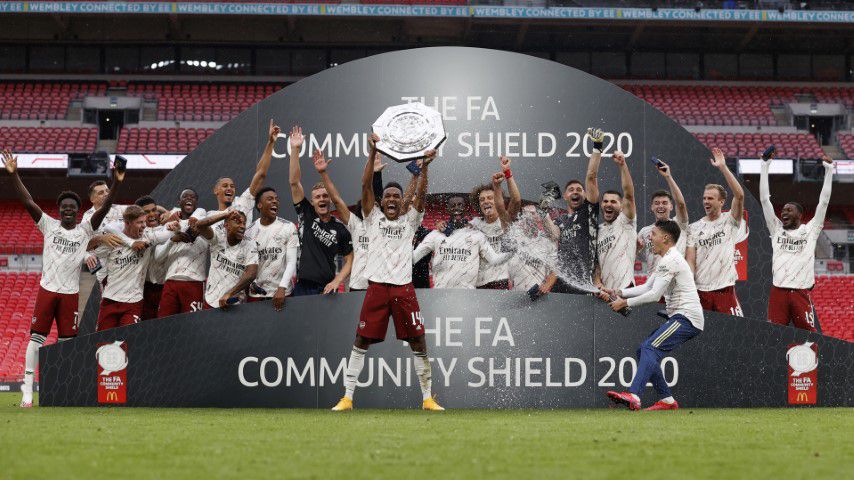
[158,280,205,317]
[698,286,743,317]
[768,286,817,332]
[141,282,163,321]
[31,287,79,338]
[358,281,423,342]
[96,299,143,332]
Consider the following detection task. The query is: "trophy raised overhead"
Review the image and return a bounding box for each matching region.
[372,102,446,162]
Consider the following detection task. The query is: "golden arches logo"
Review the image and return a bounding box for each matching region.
[106,391,119,402]
[796,392,809,403]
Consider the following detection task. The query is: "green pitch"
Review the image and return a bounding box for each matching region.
[0,393,850,479]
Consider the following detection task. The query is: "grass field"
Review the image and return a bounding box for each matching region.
[0,393,851,479]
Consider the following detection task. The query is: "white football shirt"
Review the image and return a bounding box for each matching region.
[363,207,423,285]
[95,228,168,303]
[204,228,259,307]
[625,248,704,330]
[597,212,637,290]
[346,214,371,290]
[82,204,128,283]
[157,218,209,282]
[469,217,509,286]
[638,219,688,274]
[508,232,557,292]
[211,188,255,234]
[687,211,741,291]
[246,217,299,297]
[414,228,509,289]
[37,214,96,294]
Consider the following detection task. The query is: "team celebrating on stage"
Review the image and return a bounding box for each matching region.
[1,119,836,411]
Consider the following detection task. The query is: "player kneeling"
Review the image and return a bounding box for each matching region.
[332,134,443,412]
[599,220,703,411]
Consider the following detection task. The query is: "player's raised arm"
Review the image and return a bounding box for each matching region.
[248,119,281,197]
[585,128,604,203]
[613,151,636,220]
[372,151,386,205]
[288,125,306,204]
[192,210,231,240]
[491,172,510,228]
[657,160,689,225]
[759,151,781,232]
[810,155,835,228]
[314,151,350,224]
[2,149,43,222]
[89,164,124,231]
[500,156,522,221]
[274,233,300,311]
[413,150,436,213]
[710,147,744,224]
[401,166,419,214]
[361,133,379,217]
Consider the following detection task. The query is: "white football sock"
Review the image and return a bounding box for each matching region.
[629,393,640,402]
[344,346,367,400]
[22,334,46,403]
[660,396,675,404]
[413,351,432,401]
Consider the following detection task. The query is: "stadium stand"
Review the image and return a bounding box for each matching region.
[0,201,59,255]
[692,132,825,159]
[838,133,854,159]
[0,82,106,121]
[0,273,56,382]
[125,83,283,122]
[0,127,98,154]
[622,84,854,126]
[116,127,216,154]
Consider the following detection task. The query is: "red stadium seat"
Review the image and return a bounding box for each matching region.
[0,82,107,121]
[692,132,825,159]
[0,127,98,154]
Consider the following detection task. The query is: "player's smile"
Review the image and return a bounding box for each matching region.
[569,193,583,208]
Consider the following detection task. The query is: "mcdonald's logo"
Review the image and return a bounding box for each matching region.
[796,392,809,403]
[106,391,118,402]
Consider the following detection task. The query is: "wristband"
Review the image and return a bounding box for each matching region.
[593,140,603,152]
[503,168,512,179]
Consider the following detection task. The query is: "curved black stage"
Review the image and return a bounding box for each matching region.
[40,291,853,408]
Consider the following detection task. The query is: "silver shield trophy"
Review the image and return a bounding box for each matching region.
[372,102,446,162]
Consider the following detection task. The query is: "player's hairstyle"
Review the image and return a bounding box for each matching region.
[134,195,157,208]
[56,191,82,208]
[786,202,804,214]
[655,219,681,244]
[227,210,247,223]
[565,179,583,191]
[123,205,146,223]
[254,187,277,209]
[87,180,107,198]
[651,190,673,203]
[602,190,623,200]
[310,181,327,193]
[180,188,198,197]
[469,184,492,205]
[383,182,403,196]
[215,177,234,186]
[704,184,727,202]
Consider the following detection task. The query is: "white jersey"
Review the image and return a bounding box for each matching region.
[95,228,167,303]
[363,207,423,285]
[210,188,255,234]
[346,214,371,290]
[687,211,741,291]
[204,228,259,307]
[145,232,168,285]
[469,217,509,286]
[37,215,96,294]
[414,228,507,289]
[638,218,688,274]
[245,217,299,297]
[597,212,637,290]
[761,160,832,289]
[157,218,209,283]
[508,231,557,291]
[625,248,704,330]
[82,204,127,283]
